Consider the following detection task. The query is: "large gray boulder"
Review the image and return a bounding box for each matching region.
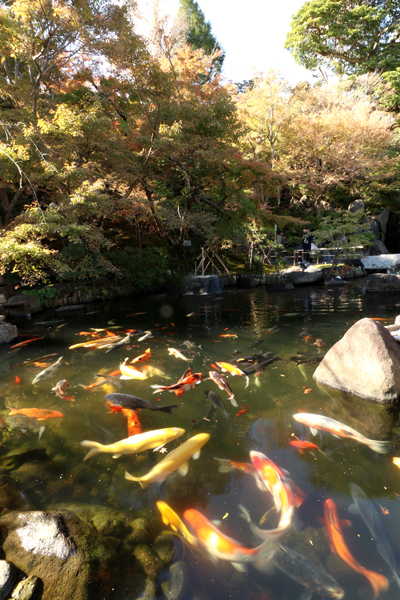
[313,318,400,403]
[348,199,365,213]
[362,254,400,272]
[283,267,324,285]
[366,273,400,292]
[0,510,117,600]
[369,240,389,255]
[7,295,42,315]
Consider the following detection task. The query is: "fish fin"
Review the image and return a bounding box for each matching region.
[124,471,138,481]
[364,570,388,597]
[38,426,45,441]
[119,375,131,380]
[192,450,201,460]
[229,397,238,407]
[368,440,390,454]
[231,562,247,573]
[139,481,149,490]
[255,378,261,387]
[299,590,313,600]
[244,376,249,389]
[112,453,122,458]
[215,458,232,473]
[331,433,340,439]
[253,540,277,574]
[211,520,222,527]
[347,502,359,516]
[254,473,266,491]
[310,427,318,436]
[80,440,102,461]
[178,462,189,476]
[281,468,291,476]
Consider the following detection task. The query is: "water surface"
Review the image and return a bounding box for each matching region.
[2,280,400,600]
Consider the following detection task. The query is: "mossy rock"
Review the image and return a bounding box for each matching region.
[0,510,117,600]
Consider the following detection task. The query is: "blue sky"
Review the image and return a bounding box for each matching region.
[139,0,312,83]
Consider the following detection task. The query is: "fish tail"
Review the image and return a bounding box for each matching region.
[244,376,249,389]
[38,426,45,441]
[80,440,103,461]
[214,458,233,473]
[161,405,179,414]
[229,396,238,407]
[368,440,390,454]
[364,569,388,598]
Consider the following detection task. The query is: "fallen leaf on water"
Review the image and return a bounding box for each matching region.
[304,388,313,394]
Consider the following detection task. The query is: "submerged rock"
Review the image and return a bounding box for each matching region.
[0,510,117,600]
[0,323,18,344]
[313,318,400,403]
[11,575,41,599]
[0,560,15,599]
[161,561,188,600]
[133,544,164,580]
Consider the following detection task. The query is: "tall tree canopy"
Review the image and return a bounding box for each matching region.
[285,0,400,76]
[178,0,224,74]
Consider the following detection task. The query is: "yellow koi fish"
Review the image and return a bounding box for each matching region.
[125,433,210,489]
[156,501,198,546]
[80,427,185,461]
[215,362,249,388]
[119,358,148,380]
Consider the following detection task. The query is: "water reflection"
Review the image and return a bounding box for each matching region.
[0,280,400,598]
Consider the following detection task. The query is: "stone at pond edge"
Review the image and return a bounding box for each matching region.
[313,318,400,403]
[0,323,18,344]
[11,575,40,600]
[0,560,15,599]
[8,295,42,314]
[366,273,400,292]
[0,510,117,600]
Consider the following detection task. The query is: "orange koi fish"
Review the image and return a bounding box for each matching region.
[52,379,75,401]
[183,508,276,572]
[15,376,22,384]
[215,362,249,388]
[219,334,238,338]
[130,348,151,364]
[323,498,388,598]
[151,366,202,397]
[10,336,44,349]
[80,370,121,391]
[290,440,319,451]
[106,402,142,436]
[235,409,247,419]
[8,408,63,421]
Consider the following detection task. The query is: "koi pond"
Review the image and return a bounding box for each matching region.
[2,279,400,600]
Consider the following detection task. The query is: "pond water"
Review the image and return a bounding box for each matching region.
[2,279,400,600]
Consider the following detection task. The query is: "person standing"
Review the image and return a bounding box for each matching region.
[302,229,314,262]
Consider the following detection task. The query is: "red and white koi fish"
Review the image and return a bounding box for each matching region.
[215,362,249,388]
[293,413,389,454]
[130,348,151,364]
[79,369,121,391]
[238,451,295,544]
[151,366,202,397]
[183,508,276,572]
[52,379,75,401]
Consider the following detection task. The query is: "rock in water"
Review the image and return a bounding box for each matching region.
[0,510,117,600]
[11,575,40,599]
[0,560,15,599]
[313,318,400,403]
[0,323,18,344]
